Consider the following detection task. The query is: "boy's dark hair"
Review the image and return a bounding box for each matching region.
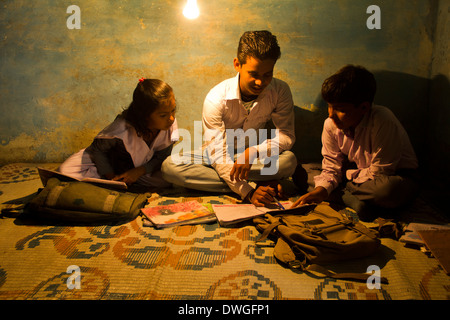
[321,65,377,105]
[122,79,173,138]
[237,30,281,64]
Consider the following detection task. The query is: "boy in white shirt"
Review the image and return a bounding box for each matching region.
[292,65,420,221]
[162,31,302,206]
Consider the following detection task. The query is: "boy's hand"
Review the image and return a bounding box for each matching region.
[292,186,328,207]
[112,166,146,185]
[230,162,252,182]
[248,183,284,207]
[230,147,257,182]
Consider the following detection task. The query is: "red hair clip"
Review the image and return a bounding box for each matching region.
[139,77,145,82]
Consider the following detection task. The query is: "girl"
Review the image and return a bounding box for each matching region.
[59,78,178,189]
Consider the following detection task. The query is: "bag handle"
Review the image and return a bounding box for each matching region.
[255,217,283,242]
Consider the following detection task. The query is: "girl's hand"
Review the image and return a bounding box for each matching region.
[112,166,146,184]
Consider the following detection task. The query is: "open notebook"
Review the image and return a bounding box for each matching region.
[212,202,317,226]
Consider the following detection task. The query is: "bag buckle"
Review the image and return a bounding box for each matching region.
[340,219,354,227]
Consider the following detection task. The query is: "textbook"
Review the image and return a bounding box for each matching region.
[212,202,317,226]
[37,167,128,190]
[417,229,450,275]
[399,222,450,246]
[141,200,216,228]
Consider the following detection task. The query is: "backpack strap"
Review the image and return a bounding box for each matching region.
[275,237,303,269]
[255,217,283,242]
[348,222,380,240]
[305,264,388,284]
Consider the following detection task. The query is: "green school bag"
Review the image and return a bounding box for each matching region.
[22,177,151,224]
[253,203,388,283]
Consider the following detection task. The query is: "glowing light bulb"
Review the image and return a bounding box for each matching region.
[183,0,199,19]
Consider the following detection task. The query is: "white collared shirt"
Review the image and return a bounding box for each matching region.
[202,73,295,198]
[314,105,418,195]
[96,117,179,168]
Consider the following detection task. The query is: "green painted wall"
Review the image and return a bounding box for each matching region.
[0,0,446,170]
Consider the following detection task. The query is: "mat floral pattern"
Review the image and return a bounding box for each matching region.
[0,163,449,300]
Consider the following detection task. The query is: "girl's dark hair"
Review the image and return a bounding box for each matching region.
[121,79,173,138]
[237,30,281,65]
[321,65,376,105]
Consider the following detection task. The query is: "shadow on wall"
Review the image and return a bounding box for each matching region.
[428,73,450,174]
[291,70,433,165]
[372,71,431,169]
[291,98,327,164]
[424,73,450,211]
[289,70,450,213]
[291,70,450,175]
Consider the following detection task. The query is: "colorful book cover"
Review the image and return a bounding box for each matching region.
[141,200,215,228]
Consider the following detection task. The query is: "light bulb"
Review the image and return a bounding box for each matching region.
[183,0,199,19]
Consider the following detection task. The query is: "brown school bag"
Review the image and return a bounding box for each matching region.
[253,203,388,283]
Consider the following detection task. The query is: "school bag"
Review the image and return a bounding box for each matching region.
[22,177,151,224]
[253,203,388,283]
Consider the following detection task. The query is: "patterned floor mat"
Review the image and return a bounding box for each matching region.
[0,163,449,300]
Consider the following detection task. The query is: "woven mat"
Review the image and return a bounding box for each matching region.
[0,163,449,300]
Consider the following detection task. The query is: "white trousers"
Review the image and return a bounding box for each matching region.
[161,149,297,193]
